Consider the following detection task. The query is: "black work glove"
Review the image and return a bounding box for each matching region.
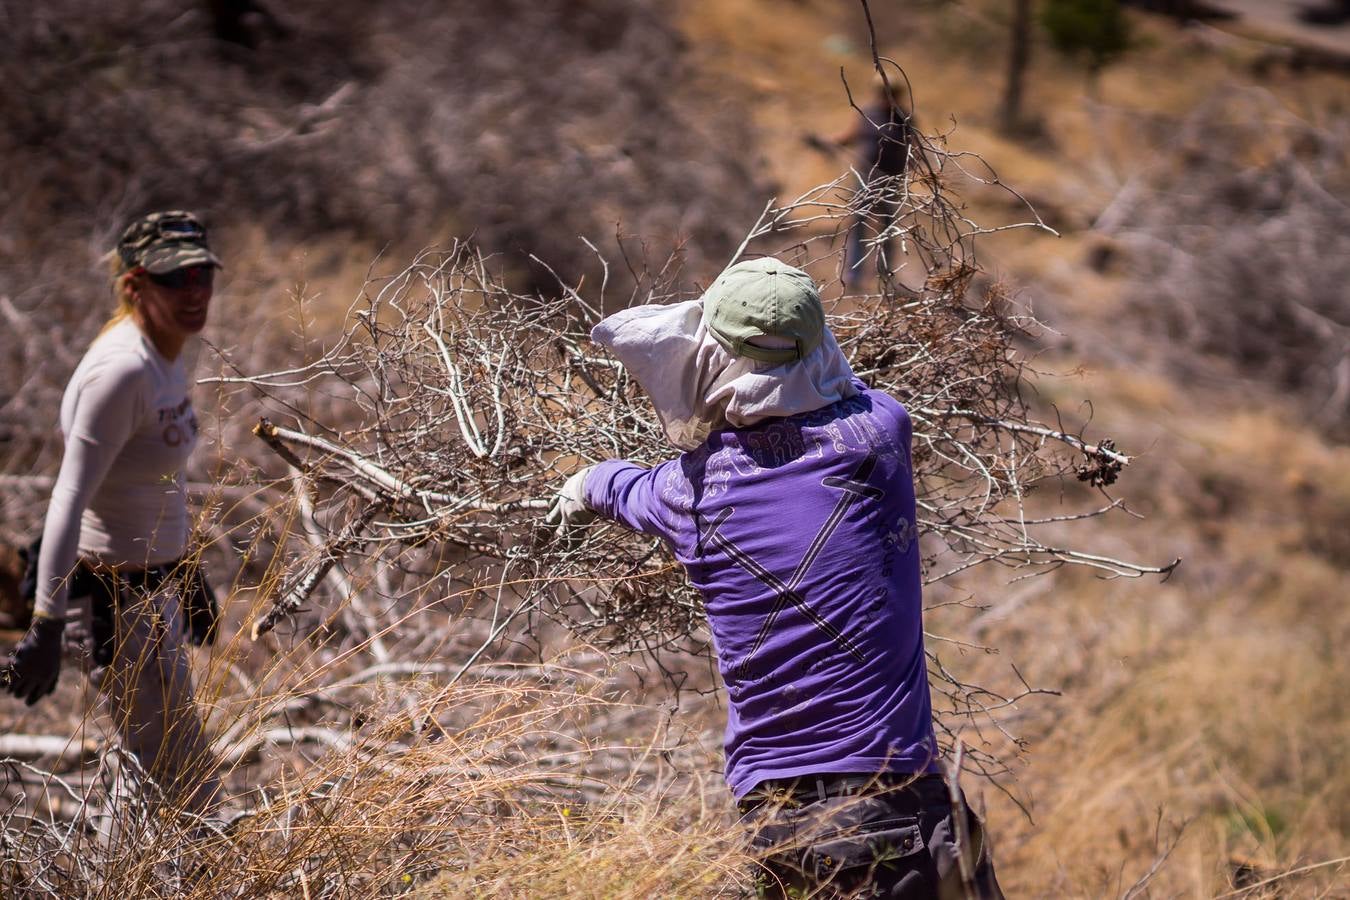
[181,567,219,647]
[17,535,41,605]
[2,614,65,706]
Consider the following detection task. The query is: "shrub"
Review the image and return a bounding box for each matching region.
[1111,88,1350,436]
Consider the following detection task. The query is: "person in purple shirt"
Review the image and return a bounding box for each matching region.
[547,257,1004,898]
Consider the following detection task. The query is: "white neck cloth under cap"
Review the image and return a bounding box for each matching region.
[590,298,858,451]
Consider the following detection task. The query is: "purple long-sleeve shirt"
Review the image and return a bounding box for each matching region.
[585,383,939,798]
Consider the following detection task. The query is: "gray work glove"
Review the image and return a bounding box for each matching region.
[544,466,598,540]
[2,614,65,706]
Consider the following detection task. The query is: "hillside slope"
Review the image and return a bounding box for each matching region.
[681,0,1350,894]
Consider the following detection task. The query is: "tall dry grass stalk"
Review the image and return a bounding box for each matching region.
[2,648,753,898]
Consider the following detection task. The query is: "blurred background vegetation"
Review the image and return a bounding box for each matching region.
[1,0,1347,896]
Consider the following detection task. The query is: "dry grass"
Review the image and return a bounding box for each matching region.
[2,630,753,897]
[983,565,1350,897]
[960,361,1350,896]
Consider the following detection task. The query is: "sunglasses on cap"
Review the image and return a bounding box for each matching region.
[153,217,207,242]
[144,265,215,291]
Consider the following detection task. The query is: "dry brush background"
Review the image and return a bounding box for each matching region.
[1,0,1348,897]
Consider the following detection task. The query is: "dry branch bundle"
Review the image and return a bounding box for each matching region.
[209,150,1173,784]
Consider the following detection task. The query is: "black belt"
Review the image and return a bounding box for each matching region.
[19,535,177,610]
[19,536,191,665]
[86,562,176,592]
[740,771,946,812]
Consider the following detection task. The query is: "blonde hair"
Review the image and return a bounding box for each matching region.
[98,249,139,336]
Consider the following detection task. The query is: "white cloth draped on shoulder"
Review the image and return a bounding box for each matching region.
[590,298,858,451]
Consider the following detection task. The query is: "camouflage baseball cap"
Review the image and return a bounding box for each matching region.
[703,257,824,364]
[116,210,222,275]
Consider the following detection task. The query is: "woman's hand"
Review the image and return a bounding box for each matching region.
[2,614,65,705]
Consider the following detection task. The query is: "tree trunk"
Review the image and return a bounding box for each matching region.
[1001,0,1033,133]
[206,0,290,49]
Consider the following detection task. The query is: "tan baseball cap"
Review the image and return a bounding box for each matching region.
[116,210,222,274]
[703,257,824,364]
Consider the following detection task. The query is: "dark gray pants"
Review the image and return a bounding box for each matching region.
[65,572,219,814]
[740,773,1005,899]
